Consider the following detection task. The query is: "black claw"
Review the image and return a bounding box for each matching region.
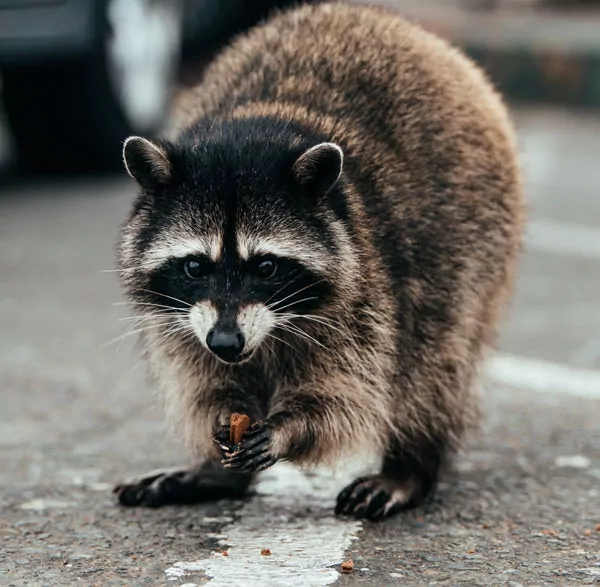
[223,437,270,464]
[341,483,371,515]
[335,476,413,521]
[225,432,270,457]
[115,485,142,507]
[238,454,276,474]
[114,471,162,493]
[213,434,230,447]
[371,499,403,521]
[364,489,389,518]
[335,477,365,514]
[222,447,272,472]
[353,503,367,518]
[213,424,232,450]
[240,429,271,449]
[218,421,276,473]
[115,470,170,507]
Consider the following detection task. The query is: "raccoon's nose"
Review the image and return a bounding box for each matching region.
[206,327,245,361]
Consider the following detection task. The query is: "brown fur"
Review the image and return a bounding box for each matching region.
[117,2,524,517]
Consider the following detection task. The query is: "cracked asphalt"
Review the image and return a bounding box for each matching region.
[1,106,599,586]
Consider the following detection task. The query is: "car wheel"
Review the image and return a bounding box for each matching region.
[1,0,183,173]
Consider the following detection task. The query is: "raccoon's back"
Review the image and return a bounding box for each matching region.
[174,2,514,152]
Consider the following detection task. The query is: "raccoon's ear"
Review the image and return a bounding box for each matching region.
[123,136,172,190]
[292,142,343,198]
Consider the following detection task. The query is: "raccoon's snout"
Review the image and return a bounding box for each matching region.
[206,326,245,363]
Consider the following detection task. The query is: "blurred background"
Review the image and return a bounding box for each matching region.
[1,2,599,584]
[0,0,599,173]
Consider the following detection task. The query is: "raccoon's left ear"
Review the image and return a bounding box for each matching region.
[123,136,172,190]
[292,142,343,198]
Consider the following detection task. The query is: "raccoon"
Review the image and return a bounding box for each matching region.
[113,2,524,520]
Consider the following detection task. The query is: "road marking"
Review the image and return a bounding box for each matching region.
[526,219,600,260]
[19,499,76,511]
[554,455,591,469]
[165,462,367,586]
[161,352,599,585]
[487,353,600,399]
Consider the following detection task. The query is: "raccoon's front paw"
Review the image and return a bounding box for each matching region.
[114,467,193,507]
[219,421,277,474]
[212,420,233,452]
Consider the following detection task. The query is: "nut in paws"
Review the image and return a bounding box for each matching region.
[220,421,277,473]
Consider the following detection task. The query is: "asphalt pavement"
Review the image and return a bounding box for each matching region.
[1,106,599,586]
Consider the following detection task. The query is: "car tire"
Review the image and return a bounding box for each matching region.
[1,0,183,173]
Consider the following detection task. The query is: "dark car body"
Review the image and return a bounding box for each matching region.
[0,0,98,65]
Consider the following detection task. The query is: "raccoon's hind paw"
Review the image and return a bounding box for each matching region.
[221,421,277,474]
[335,475,422,521]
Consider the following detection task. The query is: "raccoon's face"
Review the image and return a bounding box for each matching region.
[118,120,356,365]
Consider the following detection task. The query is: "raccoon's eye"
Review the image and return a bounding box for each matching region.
[183,258,209,279]
[255,259,278,280]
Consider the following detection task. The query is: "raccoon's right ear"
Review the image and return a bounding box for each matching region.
[122,136,172,190]
[292,142,344,199]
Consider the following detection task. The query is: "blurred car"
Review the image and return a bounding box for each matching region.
[0,0,317,173]
[0,0,188,171]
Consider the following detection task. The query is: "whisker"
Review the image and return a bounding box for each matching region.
[102,320,181,351]
[261,338,277,365]
[134,288,193,308]
[114,311,183,348]
[118,313,183,323]
[274,322,327,350]
[142,322,194,355]
[274,323,317,348]
[264,274,302,305]
[278,313,344,335]
[99,265,156,274]
[271,296,319,314]
[113,301,186,312]
[295,313,339,324]
[268,279,324,311]
[117,311,166,337]
[107,308,185,353]
[265,332,294,350]
[109,325,194,385]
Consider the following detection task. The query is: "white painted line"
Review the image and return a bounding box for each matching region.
[161,352,600,585]
[554,455,591,469]
[526,219,600,260]
[19,498,76,511]
[487,353,600,399]
[165,461,370,586]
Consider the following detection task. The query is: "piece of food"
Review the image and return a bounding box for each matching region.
[230,413,251,445]
[340,559,354,573]
[261,548,271,556]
